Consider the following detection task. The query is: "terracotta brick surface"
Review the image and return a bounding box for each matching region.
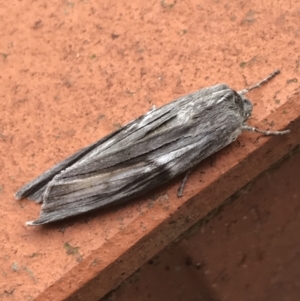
[0,0,300,300]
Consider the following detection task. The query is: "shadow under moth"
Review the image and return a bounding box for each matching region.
[15,70,290,226]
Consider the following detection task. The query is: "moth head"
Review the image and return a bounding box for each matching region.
[233,92,253,121]
[240,95,253,121]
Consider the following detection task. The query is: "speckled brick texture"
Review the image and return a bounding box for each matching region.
[0,0,300,300]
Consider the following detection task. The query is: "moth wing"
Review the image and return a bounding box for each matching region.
[26,133,200,225]
[15,101,180,202]
[28,94,243,225]
[16,84,230,202]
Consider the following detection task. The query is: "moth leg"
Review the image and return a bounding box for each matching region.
[239,69,280,95]
[177,169,193,198]
[242,124,290,135]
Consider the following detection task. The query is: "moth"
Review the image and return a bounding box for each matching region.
[15,70,290,226]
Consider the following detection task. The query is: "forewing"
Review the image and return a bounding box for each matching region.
[29,88,243,225]
[15,99,179,202]
[16,84,230,202]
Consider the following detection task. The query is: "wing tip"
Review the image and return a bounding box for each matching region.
[15,191,22,200]
[25,220,36,226]
[26,218,45,226]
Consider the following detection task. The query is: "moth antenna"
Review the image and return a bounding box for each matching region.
[242,125,290,135]
[239,69,280,95]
